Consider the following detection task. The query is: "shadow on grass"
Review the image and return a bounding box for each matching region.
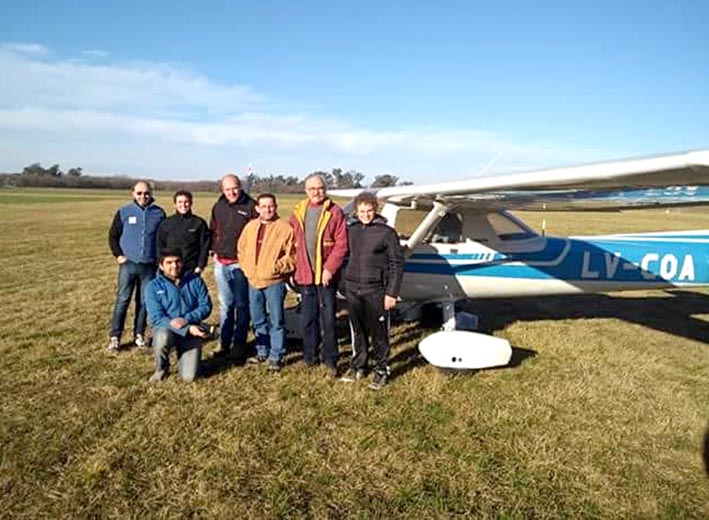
[199,342,251,379]
[460,289,709,345]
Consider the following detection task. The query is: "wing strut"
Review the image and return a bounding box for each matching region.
[404,201,450,253]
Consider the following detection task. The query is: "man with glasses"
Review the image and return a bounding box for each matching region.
[209,174,257,361]
[107,181,166,350]
[290,174,348,377]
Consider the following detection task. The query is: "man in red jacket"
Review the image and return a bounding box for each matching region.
[290,174,348,376]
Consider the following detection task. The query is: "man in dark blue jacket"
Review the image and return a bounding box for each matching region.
[107,181,166,350]
[145,248,213,382]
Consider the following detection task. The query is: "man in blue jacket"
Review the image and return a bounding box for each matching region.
[107,181,166,350]
[145,248,213,382]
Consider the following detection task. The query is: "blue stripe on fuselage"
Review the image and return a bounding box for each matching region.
[406,235,708,284]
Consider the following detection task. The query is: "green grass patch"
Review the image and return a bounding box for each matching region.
[0,191,708,517]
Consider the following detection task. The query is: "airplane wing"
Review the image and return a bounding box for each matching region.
[330,149,709,211]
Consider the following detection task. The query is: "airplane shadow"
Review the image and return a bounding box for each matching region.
[459,289,709,345]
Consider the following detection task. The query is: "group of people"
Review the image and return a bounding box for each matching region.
[107,174,404,389]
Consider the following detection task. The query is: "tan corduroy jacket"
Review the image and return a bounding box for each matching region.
[237,218,296,289]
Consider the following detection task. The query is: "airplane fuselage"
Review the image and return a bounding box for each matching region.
[402,230,709,300]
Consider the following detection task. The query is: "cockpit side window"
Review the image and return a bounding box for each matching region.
[429,212,463,243]
[486,213,536,241]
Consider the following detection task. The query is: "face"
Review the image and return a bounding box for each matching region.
[221,176,241,203]
[159,255,183,280]
[257,197,277,222]
[132,182,151,207]
[356,202,376,225]
[305,176,326,205]
[174,195,192,215]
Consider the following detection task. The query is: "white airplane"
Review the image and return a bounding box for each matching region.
[330,150,709,370]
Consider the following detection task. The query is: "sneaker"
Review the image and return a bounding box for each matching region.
[341,368,366,382]
[148,370,167,383]
[369,371,388,390]
[107,336,120,351]
[247,355,267,365]
[134,334,147,349]
[267,360,282,372]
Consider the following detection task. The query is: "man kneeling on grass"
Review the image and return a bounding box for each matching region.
[145,248,212,382]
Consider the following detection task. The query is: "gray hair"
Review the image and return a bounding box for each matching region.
[304,173,328,189]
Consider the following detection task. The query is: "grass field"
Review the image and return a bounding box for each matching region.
[1,188,708,518]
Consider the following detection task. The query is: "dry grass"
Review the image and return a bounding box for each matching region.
[0,188,708,518]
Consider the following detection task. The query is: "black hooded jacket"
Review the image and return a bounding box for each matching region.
[156,211,210,272]
[209,192,257,260]
[343,215,404,296]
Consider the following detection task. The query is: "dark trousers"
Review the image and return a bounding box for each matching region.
[300,284,338,368]
[346,290,390,373]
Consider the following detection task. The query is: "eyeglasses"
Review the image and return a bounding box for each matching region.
[307,186,325,192]
[134,191,151,196]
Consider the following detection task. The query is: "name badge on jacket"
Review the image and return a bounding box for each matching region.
[128,216,137,224]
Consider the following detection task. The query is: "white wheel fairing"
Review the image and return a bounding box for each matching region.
[418,331,512,369]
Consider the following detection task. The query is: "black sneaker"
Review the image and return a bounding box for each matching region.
[247,355,267,365]
[369,371,388,390]
[341,368,366,382]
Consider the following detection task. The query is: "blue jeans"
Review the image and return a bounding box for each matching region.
[300,284,338,368]
[110,260,156,338]
[214,262,250,354]
[152,328,201,381]
[249,282,287,363]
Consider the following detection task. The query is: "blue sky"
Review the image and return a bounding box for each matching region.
[0,0,707,182]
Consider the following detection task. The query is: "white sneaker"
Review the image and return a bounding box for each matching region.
[148,370,167,383]
[107,336,120,351]
[134,334,147,349]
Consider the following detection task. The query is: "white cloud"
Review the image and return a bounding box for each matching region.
[0,43,605,180]
[1,42,50,55]
[81,49,110,58]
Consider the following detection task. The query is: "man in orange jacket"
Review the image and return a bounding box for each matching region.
[238,193,296,371]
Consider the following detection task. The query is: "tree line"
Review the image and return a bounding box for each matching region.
[0,163,412,193]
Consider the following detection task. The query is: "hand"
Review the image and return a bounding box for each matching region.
[322,269,333,286]
[170,317,187,329]
[117,255,127,264]
[188,325,208,338]
[384,295,397,311]
[194,267,202,275]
